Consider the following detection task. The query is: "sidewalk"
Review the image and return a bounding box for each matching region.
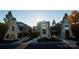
[16,40,32,49]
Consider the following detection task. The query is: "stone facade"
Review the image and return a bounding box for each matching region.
[3,11,20,40]
[37,21,51,39]
[3,11,31,41]
[61,13,74,38]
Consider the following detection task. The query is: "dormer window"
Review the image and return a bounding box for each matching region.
[65,25,69,27]
[19,23,24,26]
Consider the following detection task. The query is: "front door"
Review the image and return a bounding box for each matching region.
[65,30,70,38]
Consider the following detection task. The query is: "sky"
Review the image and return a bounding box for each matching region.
[0,10,71,27]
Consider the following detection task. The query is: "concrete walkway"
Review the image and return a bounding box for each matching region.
[16,40,32,49]
[16,36,32,49]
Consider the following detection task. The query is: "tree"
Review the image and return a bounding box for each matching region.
[4,11,16,23]
[67,11,79,38]
[0,23,9,39]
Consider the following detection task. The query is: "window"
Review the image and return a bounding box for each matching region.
[12,24,14,31]
[6,34,9,38]
[65,25,69,27]
[19,23,24,26]
[42,26,46,34]
[65,30,70,38]
[12,26,14,31]
[43,29,46,34]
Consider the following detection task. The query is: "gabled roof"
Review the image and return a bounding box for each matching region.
[17,22,31,33]
[52,19,56,25]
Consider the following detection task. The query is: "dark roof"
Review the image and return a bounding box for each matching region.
[17,22,31,33]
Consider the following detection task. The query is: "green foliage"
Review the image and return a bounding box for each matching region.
[68,11,79,38]
[4,11,16,23]
[71,24,79,38]
[0,23,9,39]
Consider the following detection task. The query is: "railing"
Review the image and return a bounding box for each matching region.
[58,37,77,48]
[22,34,32,42]
[16,34,32,49]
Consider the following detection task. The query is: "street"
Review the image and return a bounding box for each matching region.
[25,37,77,49]
[0,36,77,49]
